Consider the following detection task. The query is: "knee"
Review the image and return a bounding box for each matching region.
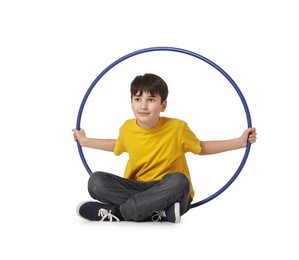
[165,172,190,192]
[88,171,109,199]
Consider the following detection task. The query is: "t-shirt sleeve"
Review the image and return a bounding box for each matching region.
[113,126,126,155]
[181,123,201,154]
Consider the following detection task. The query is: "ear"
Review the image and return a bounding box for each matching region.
[161,100,167,112]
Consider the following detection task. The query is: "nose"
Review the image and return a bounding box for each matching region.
[140,100,148,110]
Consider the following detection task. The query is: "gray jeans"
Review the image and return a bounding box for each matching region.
[88,171,191,221]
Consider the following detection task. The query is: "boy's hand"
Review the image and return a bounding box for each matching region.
[72,128,86,144]
[241,128,257,147]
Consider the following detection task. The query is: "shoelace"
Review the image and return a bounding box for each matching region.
[151,210,166,222]
[98,208,120,222]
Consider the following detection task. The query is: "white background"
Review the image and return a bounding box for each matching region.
[1,0,298,259]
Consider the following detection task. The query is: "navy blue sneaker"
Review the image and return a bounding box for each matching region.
[151,202,181,223]
[76,201,120,222]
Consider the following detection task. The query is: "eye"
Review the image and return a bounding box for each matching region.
[148,98,155,102]
[134,97,140,102]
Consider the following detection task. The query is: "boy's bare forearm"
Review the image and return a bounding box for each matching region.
[199,127,256,155]
[199,138,243,155]
[80,138,116,152]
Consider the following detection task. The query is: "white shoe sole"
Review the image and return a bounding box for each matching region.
[174,202,181,223]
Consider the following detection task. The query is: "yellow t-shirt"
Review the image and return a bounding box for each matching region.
[114,117,201,200]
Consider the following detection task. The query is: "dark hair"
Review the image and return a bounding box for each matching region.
[130,73,169,103]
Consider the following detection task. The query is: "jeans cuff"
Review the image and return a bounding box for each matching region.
[119,204,130,221]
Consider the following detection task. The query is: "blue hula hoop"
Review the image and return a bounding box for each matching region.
[76,46,252,208]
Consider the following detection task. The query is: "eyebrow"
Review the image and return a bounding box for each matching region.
[134,93,157,97]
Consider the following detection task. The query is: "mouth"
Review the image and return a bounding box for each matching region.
[138,112,150,116]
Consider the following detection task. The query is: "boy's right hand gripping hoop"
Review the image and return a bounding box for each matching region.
[75,46,252,209]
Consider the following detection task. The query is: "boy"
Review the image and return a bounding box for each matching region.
[73,73,256,223]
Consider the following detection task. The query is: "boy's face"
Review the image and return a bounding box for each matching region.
[131,91,167,129]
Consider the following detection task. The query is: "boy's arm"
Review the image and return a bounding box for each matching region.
[72,128,116,152]
[199,128,256,155]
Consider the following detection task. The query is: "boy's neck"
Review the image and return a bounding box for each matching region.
[136,117,161,129]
